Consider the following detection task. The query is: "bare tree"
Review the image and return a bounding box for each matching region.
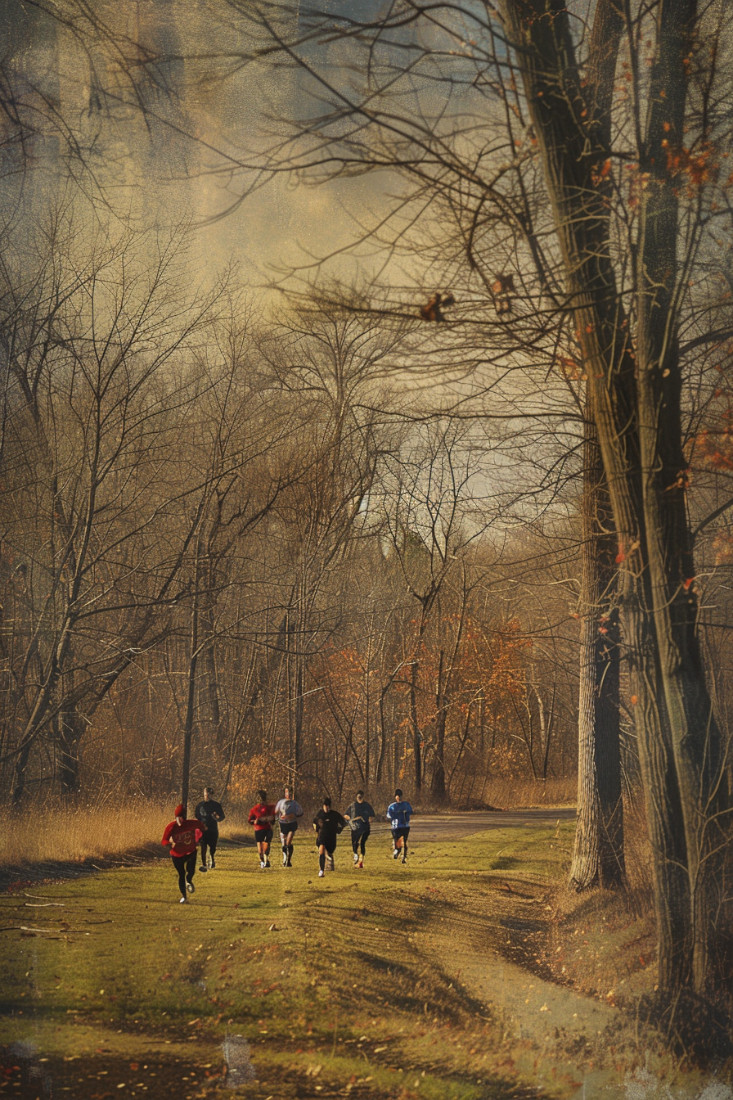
[0,213,217,801]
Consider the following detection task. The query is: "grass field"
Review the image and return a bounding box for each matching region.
[1,818,728,1100]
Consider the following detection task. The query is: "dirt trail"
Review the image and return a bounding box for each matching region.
[416,882,625,1099]
[409,816,728,1100]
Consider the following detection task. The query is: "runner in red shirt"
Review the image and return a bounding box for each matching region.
[162,804,204,903]
[248,790,276,869]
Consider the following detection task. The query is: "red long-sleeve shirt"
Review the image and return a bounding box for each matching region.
[161,818,203,857]
[248,802,276,829]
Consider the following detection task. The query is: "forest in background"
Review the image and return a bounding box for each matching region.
[1,0,732,1051]
[0,213,587,808]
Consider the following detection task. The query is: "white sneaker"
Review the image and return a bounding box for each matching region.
[353,852,359,863]
[393,848,400,859]
[186,881,195,893]
[318,869,325,877]
[179,897,187,904]
[260,860,265,869]
[327,855,335,871]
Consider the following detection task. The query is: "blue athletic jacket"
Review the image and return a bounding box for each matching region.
[386,800,413,828]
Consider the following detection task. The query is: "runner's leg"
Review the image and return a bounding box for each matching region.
[186,851,197,888]
[173,854,187,898]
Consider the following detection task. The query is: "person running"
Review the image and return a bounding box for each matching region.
[312,797,347,877]
[274,785,303,867]
[386,788,413,864]
[162,804,204,903]
[344,789,376,868]
[248,789,276,869]
[195,786,225,871]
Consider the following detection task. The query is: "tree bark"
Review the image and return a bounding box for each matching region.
[569,411,624,890]
[430,649,447,802]
[55,704,84,796]
[410,658,422,792]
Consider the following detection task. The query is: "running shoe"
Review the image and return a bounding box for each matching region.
[358,859,364,868]
[265,859,271,868]
[286,857,292,867]
[187,880,195,893]
[318,869,325,877]
[200,866,208,872]
[260,860,265,869]
[353,852,359,864]
[393,848,400,859]
[179,897,187,904]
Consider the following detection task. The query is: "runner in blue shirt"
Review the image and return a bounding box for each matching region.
[386,788,413,864]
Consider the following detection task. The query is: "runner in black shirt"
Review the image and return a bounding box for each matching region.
[312,798,346,877]
[344,790,376,869]
[195,786,225,870]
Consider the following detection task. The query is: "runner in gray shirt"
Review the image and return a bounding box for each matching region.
[274,785,303,867]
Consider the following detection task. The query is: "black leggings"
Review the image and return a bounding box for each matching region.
[172,851,197,897]
[200,829,218,865]
[351,829,370,855]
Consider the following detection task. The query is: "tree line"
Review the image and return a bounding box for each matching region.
[0,213,583,809]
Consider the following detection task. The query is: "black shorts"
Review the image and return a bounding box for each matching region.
[279,820,298,836]
[391,826,410,842]
[254,827,273,844]
[316,835,337,853]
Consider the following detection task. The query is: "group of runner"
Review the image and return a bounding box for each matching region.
[161,785,413,903]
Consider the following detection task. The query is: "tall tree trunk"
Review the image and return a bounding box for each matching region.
[634,0,729,995]
[570,411,625,890]
[12,738,32,808]
[181,578,199,815]
[55,704,84,796]
[430,649,448,802]
[199,594,222,749]
[502,0,731,1003]
[410,658,422,792]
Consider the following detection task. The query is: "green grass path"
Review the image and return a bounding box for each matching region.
[1,822,576,1099]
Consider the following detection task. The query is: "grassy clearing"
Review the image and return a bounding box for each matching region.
[1,819,727,1100]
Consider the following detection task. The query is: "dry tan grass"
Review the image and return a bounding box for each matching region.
[0,798,248,867]
[481,775,576,809]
